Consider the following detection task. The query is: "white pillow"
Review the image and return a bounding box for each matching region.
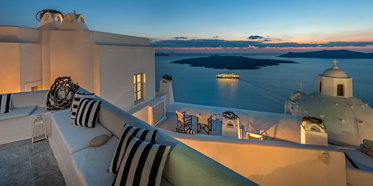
[112,135,170,186]
[0,94,12,114]
[109,124,158,174]
[74,98,101,128]
[71,91,94,119]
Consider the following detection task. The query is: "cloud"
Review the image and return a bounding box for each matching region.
[172,37,188,40]
[248,35,264,40]
[150,39,373,49]
[213,36,219,38]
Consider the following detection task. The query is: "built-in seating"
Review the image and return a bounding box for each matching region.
[2,90,256,186]
[51,110,112,154]
[71,137,118,186]
[0,91,49,145]
[0,105,37,121]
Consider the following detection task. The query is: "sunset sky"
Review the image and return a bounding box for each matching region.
[1,0,373,53]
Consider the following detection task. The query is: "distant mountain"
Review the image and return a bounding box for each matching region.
[279,49,373,58]
[155,52,169,56]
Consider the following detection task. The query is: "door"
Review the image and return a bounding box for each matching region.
[337,84,344,96]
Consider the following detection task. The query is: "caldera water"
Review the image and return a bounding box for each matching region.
[155,54,373,113]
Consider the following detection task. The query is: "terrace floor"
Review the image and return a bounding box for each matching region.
[0,139,65,186]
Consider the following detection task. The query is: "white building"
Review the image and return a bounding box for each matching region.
[0,11,156,113]
[289,60,373,146]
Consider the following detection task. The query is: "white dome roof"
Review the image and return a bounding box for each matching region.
[292,92,373,146]
[321,65,348,78]
[289,91,307,102]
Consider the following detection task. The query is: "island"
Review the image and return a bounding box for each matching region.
[155,52,169,56]
[171,55,296,70]
[278,49,373,58]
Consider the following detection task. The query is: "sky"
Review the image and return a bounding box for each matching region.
[1,0,373,53]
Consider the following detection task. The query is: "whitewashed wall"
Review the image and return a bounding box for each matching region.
[98,45,155,111]
[0,43,21,93]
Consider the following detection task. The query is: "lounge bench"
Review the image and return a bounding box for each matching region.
[51,110,112,154]
[0,91,50,145]
[49,109,173,186]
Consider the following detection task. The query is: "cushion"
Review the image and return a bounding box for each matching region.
[196,114,210,124]
[112,135,170,186]
[176,111,184,122]
[0,105,37,121]
[74,99,102,128]
[72,137,172,186]
[0,93,12,114]
[71,91,94,119]
[175,128,195,135]
[51,110,112,154]
[109,124,158,174]
[90,134,110,147]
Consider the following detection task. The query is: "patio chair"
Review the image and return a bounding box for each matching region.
[176,111,193,130]
[196,114,213,135]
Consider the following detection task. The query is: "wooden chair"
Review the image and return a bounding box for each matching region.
[176,111,193,130]
[196,114,213,135]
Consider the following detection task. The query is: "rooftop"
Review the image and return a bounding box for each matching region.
[1,89,373,186]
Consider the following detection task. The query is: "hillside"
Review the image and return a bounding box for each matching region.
[279,49,373,58]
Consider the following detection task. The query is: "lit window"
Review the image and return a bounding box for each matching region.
[31,86,38,91]
[134,73,144,104]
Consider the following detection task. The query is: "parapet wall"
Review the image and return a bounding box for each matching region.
[166,131,346,186]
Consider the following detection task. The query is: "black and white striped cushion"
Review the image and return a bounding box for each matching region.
[109,124,158,174]
[71,91,94,119]
[112,135,170,186]
[74,99,101,128]
[0,94,12,114]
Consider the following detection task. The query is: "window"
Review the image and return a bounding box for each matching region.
[319,81,322,92]
[31,86,38,91]
[337,84,344,96]
[134,73,144,104]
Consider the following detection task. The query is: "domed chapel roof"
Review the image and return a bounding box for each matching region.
[321,59,348,78]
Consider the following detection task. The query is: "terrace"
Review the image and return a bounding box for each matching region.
[0,90,255,186]
[1,83,373,186]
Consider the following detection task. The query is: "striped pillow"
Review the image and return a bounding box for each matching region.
[74,99,101,128]
[112,135,170,186]
[0,94,12,114]
[71,91,95,119]
[109,124,158,174]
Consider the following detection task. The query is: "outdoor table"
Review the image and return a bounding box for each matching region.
[210,108,226,131]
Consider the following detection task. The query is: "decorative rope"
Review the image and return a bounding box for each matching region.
[162,74,173,81]
[46,77,80,110]
[36,9,65,22]
[223,111,239,119]
[302,116,322,124]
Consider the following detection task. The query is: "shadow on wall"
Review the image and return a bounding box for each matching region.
[243,113,302,143]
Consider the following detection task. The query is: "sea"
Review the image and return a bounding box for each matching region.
[155,54,373,113]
